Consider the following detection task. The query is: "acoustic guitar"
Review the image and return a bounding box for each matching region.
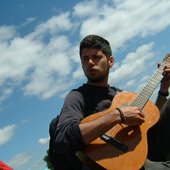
[81,53,170,170]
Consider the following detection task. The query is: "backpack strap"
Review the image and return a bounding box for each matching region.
[110,86,123,94]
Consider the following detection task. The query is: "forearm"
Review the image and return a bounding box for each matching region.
[156,62,170,110]
[79,110,121,144]
[55,122,86,153]
[155,94,167,111]
[155,90,169,111]
[79,105,145,145]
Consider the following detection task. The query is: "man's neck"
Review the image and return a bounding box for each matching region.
[87,81,108,87]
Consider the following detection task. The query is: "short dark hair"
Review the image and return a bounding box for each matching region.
[79,34,112,57]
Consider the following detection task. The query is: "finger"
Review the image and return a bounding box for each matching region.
[138,112,145,118]
[157,63,161,68]
[134,106,142,111]
[135,117,145,125]
[163,64,170,70]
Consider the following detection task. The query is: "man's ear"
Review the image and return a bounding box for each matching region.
[109,56,114,68]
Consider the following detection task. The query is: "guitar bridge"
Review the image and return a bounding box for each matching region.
[101,133,129,153]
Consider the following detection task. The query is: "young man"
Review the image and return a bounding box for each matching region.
[53,35,170,170]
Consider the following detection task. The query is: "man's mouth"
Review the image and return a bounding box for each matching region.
[88,67,97,73]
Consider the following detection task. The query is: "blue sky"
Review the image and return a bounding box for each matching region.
[0,0,170,169]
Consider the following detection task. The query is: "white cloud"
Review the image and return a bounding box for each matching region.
[72,67,84,80]
[0,0,170,102]
[0,25,16,42]
[29,12,73,39]
[0,124,16,145]
[78,0,170,49]
[73,0,100,17]
[7,153,46,170]
[20,17,37,27]
[38,136,50,145]
[0,18,75,100]
[125,79,136,89]
[109,42,155,85]
[31,160,45,170]
[23,35,75,99]
[0,87,13,103]
[0,36,43,84]
[7,153,32,169]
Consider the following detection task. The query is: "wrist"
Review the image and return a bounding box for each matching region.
[116,108,126,123]
[158,90,169,97]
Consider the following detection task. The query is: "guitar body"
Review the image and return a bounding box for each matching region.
[82,91,160,170]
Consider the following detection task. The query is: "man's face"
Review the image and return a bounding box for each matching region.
[80,48,114,83]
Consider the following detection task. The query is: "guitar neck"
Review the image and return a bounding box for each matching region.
[131,61,167,110]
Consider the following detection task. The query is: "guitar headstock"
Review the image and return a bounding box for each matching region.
[163,52,170,63]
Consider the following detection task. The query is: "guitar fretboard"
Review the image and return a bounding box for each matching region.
[131,61,167,109]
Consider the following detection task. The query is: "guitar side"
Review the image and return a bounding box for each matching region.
[82,91,160,170]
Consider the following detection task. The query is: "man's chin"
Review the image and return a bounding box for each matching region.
[87,77,105,83]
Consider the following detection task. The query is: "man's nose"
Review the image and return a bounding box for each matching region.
[88,58,95,65]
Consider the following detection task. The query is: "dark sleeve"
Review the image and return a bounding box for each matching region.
[55,90,86,155]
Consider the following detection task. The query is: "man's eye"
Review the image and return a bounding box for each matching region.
[82,56,88,61]
[93,55,100,60]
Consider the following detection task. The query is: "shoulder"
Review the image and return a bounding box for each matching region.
[69,84,91,97]
[110,86,123,93]
[64,85,86,104]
